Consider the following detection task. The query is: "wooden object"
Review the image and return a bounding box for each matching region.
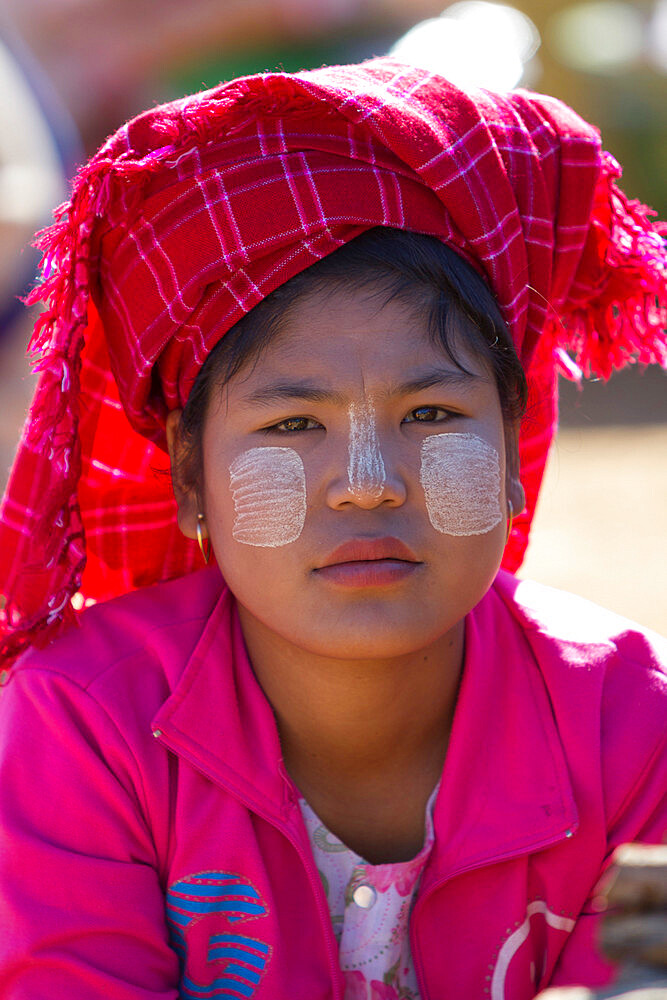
[536,845,667,999]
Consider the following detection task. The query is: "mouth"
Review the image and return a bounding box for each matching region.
[314,537,421,587]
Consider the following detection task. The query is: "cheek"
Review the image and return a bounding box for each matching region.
[228,447,306,547]
[419,432,502,536]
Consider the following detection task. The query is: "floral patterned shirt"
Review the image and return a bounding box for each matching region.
[298,785,439,1000]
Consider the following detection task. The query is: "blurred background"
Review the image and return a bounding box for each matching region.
[0,0,665,632]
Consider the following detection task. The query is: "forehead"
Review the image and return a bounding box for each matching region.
[232,282,492,390]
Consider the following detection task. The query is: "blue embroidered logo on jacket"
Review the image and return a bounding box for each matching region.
[167,871,272,998]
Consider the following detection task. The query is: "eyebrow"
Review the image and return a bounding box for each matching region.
[239,381,348,407]
[392,366,486,395]
[239,366,485,407]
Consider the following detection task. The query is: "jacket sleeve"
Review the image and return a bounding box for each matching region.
[547,637,667,990]
[0,663,180,999]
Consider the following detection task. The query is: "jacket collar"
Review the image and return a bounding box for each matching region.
[154,570,578,862]
[427,576,578,879]
[153,574,293,823]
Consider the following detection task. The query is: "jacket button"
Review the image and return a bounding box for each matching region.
[352,884,377,909]
[152,729,162,738]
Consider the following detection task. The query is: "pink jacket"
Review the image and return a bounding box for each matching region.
[0,567,665,999]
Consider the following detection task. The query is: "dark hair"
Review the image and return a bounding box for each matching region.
[174,228,527,494]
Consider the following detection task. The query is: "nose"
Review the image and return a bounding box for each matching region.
[325,401,407,510]
[326,461,408,509]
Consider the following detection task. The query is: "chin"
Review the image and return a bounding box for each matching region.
[286,613,462,662]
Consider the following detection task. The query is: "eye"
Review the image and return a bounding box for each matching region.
[402,406,451,423]
[267,416,323,433]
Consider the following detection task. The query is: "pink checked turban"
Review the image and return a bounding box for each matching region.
[1,58,665,662]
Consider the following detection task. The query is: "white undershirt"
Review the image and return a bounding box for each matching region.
[299,784,439,1000]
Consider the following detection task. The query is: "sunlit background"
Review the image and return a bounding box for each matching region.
[0,0,665,631]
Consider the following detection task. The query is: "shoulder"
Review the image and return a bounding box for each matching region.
[4,567,230,733]
[492,571,667,840]
[492,570,667,727]
[13,566,226,685]
[493,569,667,681]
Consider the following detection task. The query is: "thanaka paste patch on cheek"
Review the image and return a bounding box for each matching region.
[229,447,306,546]
[420,433,502,536]
[347,400,386,500]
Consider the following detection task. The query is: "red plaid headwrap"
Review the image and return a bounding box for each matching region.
[1,58,665,664]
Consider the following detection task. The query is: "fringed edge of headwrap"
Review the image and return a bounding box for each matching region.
[556,152,667,380]
[0,196,91,664]
[68,73,340,223]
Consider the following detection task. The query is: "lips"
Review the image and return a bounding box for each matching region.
[317,536,419,568]
[313,537,421,587]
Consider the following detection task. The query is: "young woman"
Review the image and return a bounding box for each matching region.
[0,58,665,1000]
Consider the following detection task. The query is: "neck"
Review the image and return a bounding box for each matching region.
[237,605,464,861]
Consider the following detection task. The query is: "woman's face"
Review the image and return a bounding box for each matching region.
[170,284,524,661]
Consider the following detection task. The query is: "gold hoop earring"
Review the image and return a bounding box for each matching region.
[505,499,514,544]
[196,513,211,564]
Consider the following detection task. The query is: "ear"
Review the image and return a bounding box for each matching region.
[166,409,200,541]
[504,420,526,517]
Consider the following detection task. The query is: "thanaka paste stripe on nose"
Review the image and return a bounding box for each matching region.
[347,400,386,500]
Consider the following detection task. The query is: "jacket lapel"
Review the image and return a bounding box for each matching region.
[153,581,291,824]
[427,582,578,881]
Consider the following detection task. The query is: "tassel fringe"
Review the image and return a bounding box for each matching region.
[556,153,667,380]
